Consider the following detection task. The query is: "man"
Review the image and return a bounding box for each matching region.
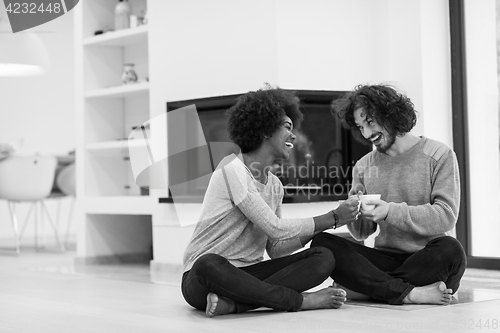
[311,84,466,305]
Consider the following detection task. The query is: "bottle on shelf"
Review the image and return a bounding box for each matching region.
[141,9,148,25]
[115,0,132,31]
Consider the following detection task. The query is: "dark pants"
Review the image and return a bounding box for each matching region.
[311,233,467,305]
[181,247,335,313]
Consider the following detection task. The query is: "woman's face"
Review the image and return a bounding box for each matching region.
[268,116,296,160]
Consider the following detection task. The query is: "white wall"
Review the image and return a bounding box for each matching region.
[275,0,391,91]
[148,0,455,265]
[418,0,454,147]
[275,0,453,146]
[152,0,279,103]
[0,7,76,248]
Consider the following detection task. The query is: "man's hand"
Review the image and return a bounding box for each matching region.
[360,199,389,223]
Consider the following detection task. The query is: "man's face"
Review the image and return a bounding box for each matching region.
[353,108,395,153]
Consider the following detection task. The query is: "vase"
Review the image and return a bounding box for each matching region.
[115,0,132,31]
[141,9,148,25]
[122,63,138,84]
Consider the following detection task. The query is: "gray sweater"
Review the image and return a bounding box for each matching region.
[183,154,315,272]
[348,136,461,253]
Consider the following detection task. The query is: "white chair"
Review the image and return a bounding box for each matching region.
[0,155,65,254]
[52,162,76,247]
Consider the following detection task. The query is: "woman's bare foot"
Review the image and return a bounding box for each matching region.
[206,293,236,318]
[403,281,453,305]
[333,282,371,301]
[300,287,347,310]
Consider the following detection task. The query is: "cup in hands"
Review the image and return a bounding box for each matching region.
[360,194,381,211]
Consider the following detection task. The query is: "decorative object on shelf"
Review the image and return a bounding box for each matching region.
[140,9,148,25]
[130,15,138,28]
[0,142,16,158]
[114,0,132,31]
[94,26,114,36]
[122,63,138,84]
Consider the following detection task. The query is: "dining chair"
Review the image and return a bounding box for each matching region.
[52,162,76,248]
[0,155,65,254]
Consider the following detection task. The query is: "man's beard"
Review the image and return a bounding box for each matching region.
[375,132,396,153]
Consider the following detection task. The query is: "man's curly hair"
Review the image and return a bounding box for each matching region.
[332,84,417,145]
[226,86,303,153]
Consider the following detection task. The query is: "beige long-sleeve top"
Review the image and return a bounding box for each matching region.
[183,154,315,273]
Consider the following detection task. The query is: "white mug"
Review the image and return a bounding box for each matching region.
[360,194,381,211]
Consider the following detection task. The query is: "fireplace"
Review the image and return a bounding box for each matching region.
[165,90,371,203]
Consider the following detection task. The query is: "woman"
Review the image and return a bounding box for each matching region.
[181,87,359,317]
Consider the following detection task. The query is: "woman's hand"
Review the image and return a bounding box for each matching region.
[360,199,389,223]
[334,196,360,227]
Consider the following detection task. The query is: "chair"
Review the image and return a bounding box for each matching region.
[52,162,76,247]
[0,155,65,254]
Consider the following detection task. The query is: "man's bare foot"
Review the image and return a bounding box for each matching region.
[403,281,453,305]
[300,287,347,310]
[206,293,236,317]
[333,282,371,301]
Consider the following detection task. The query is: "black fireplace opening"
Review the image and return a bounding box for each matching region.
[165,90,371,203]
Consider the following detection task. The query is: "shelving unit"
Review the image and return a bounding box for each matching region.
[74,0,156,263]
[83,24,148,47]
[84,81,149,99]
[86,139,147,152]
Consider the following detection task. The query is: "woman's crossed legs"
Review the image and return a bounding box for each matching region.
[181,247,346,317]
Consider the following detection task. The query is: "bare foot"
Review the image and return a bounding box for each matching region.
[205,293,236,318]
[333,282,371,301]
[403,281,453,305]
[300,287,347,310]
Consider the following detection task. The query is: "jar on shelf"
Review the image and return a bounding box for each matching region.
[141,9,148,25]
[122,63,138,84]
[115,0,132,31]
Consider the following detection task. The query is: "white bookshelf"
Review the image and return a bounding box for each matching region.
[74,0,157,263]
[86,139,147,152]
[84,81,149,99]
[83,24,148,47]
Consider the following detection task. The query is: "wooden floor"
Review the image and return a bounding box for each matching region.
[1,248,500,333]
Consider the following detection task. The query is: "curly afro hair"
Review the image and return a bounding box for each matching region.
[226,86,303,153]
[332,84,417,145]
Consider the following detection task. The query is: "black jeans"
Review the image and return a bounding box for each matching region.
[181,247,335,313]
[311,233,466,305]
